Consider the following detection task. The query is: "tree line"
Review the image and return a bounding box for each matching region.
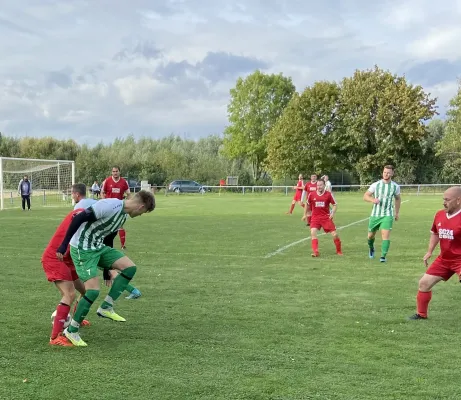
[1,65,460,186]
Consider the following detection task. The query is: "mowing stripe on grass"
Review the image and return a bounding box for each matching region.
[265,200,409,258]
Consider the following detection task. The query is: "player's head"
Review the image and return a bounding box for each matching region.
[322,175,329,181]
[23,175,28,181]
[71,183,87,203]
[311,174,317,182]
[111,166,121,180]
[316,179,325,192]
[382,165,394,181]
[443,186,461,214]
[298,174,303,180]
[126,190,155,218]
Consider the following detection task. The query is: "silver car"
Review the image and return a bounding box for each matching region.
[168,180,206,193]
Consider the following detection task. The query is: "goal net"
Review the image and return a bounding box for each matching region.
[0,157,75,210]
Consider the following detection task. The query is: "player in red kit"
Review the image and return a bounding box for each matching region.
[304,179,342,257]
[286,174,305,214]
[41,207,90,346]
[101,166,130,249]
[302,174,318,226]
[409,186,461,320]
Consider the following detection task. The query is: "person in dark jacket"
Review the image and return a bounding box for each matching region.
[18,175,32,211]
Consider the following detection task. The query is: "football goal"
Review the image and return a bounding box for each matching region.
[0,157,75,210]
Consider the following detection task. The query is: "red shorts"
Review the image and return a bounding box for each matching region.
[426,256,461,281]
[310,217,336,233]
[293,190,302,201]
[41,254,78,282]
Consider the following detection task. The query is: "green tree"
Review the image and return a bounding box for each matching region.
[437,81,461,182]
[265,81,342,178]
[222,70,295,180]
[336,66,437,184]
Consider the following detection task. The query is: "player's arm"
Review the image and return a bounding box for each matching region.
[304,194,312,218]
[423,231,440,267]
[56,209,97,260]
[394,194,401,220]
[100,179,107,199]
[330,195,337,219]
[124,180,131,199]
[363,183,379,204]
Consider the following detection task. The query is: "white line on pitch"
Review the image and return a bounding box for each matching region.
[264,200,409,258]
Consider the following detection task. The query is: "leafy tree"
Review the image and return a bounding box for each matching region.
[222,70,295,180]
[437,81,461,182]
[336,66,437,184]
[265,81,342,178]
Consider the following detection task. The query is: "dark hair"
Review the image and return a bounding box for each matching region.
[134,190,155,212]
[384,165,394,171]
[72,183,87,196]
[112,166,121,172]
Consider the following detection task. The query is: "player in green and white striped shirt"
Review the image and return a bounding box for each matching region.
[56,190,155,347]
[363,165,401,263]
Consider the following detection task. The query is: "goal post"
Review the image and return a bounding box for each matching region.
[0,157,75,210]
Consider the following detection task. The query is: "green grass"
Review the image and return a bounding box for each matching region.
[0,193,459,400]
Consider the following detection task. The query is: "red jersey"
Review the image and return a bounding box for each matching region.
[295,180,304,192]
[101,177,129,200]
[41,209,84,260]
[304,182,317,193]
[308,190,336,219]
[431,209,461,262]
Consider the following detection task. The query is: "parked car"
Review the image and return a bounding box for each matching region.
[128,180,142,193]
[168,180,206,193]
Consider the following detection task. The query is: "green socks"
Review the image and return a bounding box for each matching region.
[68,289,100,333]
[382,240,390,258]
[101,266,137,309]
[125,283,135,294]
[368,238,375,249]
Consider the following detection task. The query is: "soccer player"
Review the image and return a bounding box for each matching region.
[302,174,318,225]
[322,175,332,192]
[72,183,142,300]
[304,179,342,257]
[42,207,90,346]
[408,186,461,320]
[363,165,401,262]
[101,166,130,249]
[286,174,305,214]
[56,190,155,347]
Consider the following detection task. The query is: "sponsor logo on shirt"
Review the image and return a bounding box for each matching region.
[315,201,325,207]
[439,228,454,240]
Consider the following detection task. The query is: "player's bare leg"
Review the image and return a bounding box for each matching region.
[286,199,296,214]
[310,228,320,257]
[380,229,391,262]
[408,274,443,320]
[50,281,75,346]
[331,231,343,255]
[367,231,376,259]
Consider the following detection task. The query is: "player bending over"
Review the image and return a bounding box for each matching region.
[363,165,401,262]
[304,179,342,257]
[72,184,141,299]
[42,208,91,346]
[286,174,305,215]
[409,186,461,320]
[56,190,155,347]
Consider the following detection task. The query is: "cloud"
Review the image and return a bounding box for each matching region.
[0,0,459,145]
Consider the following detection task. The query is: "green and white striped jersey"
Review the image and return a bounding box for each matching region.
[70,199,128,250]
[367,180,401,217]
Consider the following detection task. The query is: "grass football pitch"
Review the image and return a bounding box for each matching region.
[1,193,460,400]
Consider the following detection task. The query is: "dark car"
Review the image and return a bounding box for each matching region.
[168,180,206,193]
[128,180,142,193]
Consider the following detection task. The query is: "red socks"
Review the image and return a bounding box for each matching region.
[51,303,70,339]
[311,238,319,253]
[417,290,432,318]
[334,237,342,253]
[119,228,126,247]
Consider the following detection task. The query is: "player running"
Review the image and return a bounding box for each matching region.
[286,174,305,215]
[408,186,461,320]
[56,190,155,347]
[101,166,130,249]
[363,165,401,262]
[304,179,342,257]
[42,207,91,347]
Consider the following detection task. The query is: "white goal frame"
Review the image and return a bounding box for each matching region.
[0,157,75,210]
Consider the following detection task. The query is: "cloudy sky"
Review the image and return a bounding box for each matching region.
[0,0,460,145]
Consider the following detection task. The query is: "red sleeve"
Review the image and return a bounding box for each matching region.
[304,183,308,191]
[329,192,337,205]
[123,179,129,192]
[431,213,439,234]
